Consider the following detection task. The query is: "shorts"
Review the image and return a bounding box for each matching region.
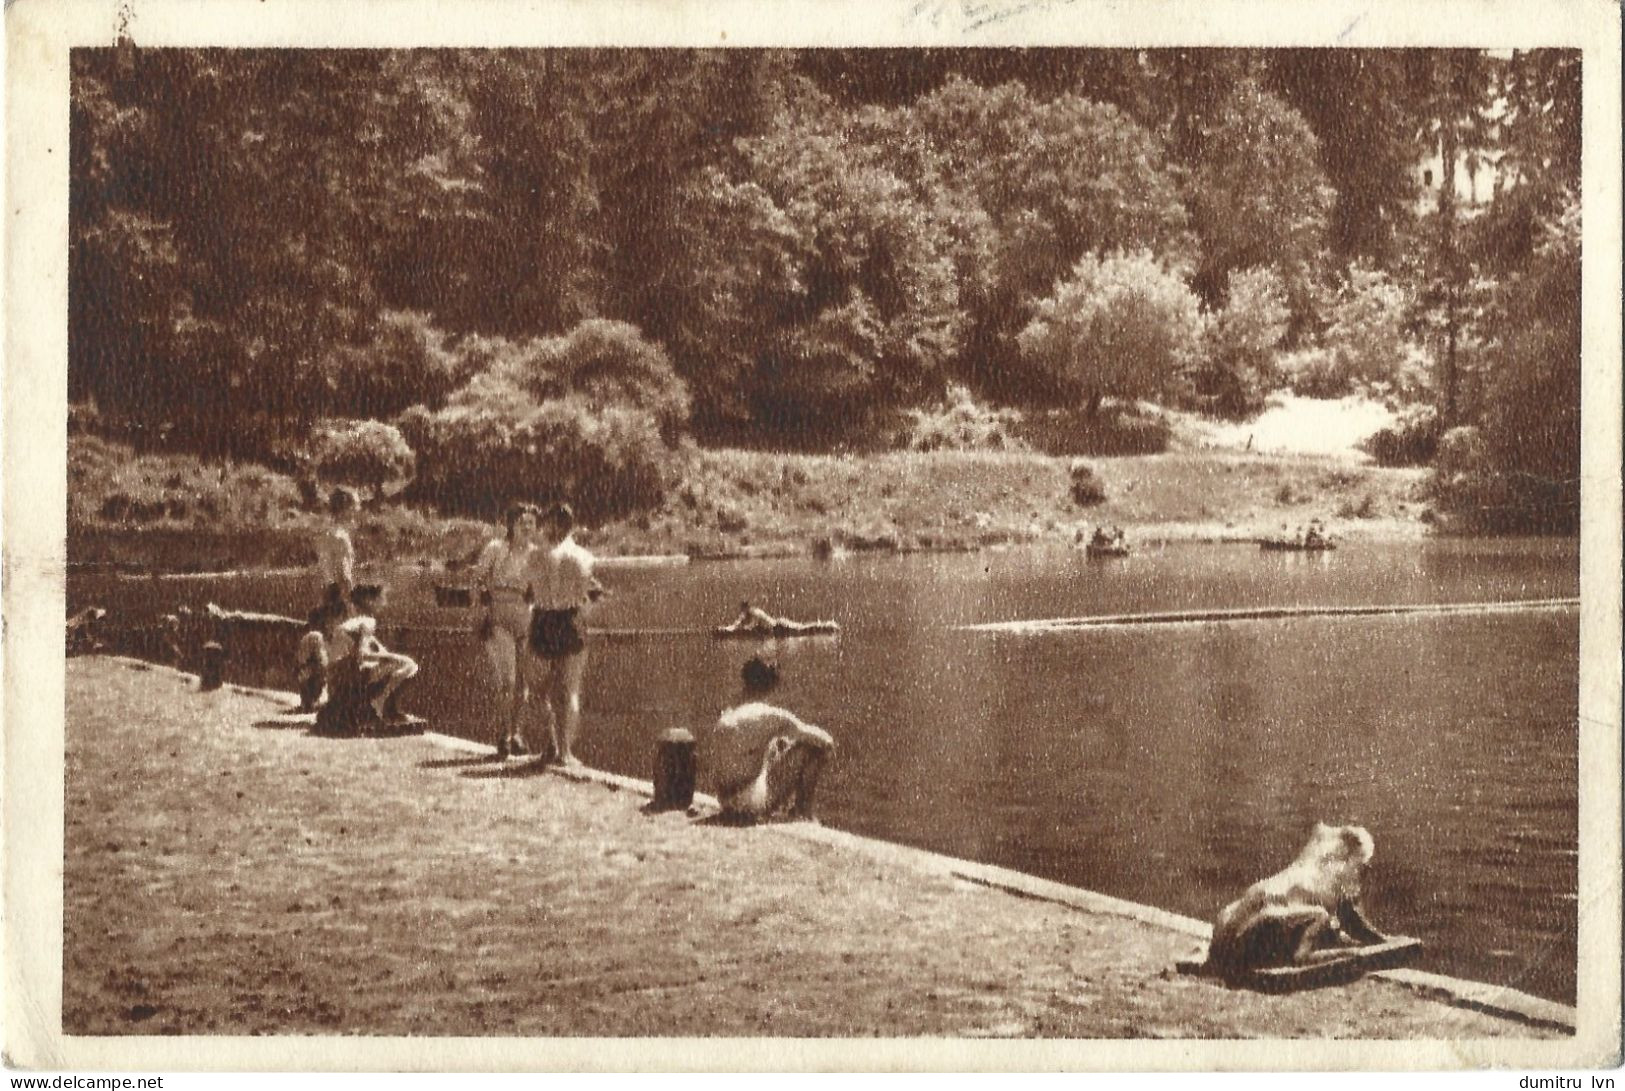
[529,608,585,660]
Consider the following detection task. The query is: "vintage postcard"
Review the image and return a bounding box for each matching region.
[5,0,1620,1074]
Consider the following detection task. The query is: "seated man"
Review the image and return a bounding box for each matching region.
[317,586,417,733]
[698,702,834,822]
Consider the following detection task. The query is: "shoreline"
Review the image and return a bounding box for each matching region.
[65,655,1575,1038]
[68,443,1463,575]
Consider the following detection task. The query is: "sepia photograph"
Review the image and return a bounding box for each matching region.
[5,0,1620,1073]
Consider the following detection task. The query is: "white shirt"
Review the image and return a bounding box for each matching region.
[527,534,597,611]
[314,527,355,588]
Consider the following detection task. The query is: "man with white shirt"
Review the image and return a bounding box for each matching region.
[313,488,358,607]
[524,502,601,766]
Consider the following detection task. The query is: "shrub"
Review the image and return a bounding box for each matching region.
[1322,264,1422,392]
[400,397,668,523]
[1191,266,1291,419]
[1362,404,1441,467]
[68,401,103,435]
[310,419,417,498]
[451,320,691,443]
[1018,406,1171,457]
[902,384,1028,452]
[1069,461,1107,507]
[1279,346,1351,398]
[322,310,467,420]
[1018,250,1205,415]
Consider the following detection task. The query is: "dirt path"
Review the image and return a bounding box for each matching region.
[63,657,1562,1039]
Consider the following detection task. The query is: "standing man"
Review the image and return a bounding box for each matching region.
[314,487,358,608]
[525,502,601,766]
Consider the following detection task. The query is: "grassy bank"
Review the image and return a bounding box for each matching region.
[68,431,1433,572]
[64,656,1558,1039]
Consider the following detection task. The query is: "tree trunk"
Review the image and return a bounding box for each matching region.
[1438,58,1462,428]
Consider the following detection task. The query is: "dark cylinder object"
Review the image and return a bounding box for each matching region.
[652,728,697,811]
[199,641,226,691]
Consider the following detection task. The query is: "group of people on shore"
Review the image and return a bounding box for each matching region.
[298,490,599,764]
[294,490,837,820]
[470,499,601,764]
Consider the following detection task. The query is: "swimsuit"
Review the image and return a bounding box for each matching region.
[529,608,585,659]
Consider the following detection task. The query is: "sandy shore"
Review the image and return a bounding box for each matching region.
[63,656,1566,1039]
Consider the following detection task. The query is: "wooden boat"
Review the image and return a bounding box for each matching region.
[1175,936,1421,993]
[433,584,474,608]
[713,619,841,640]
[1085,540,1131,558]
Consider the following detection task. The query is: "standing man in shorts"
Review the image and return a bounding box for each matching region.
[525,502,601,767]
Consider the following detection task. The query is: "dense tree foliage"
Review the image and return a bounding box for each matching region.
[69,46,1584,530]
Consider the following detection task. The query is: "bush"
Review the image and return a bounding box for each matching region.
[1279,346,1351,398]
[309,419,416,498]
[400,397,669,523]
[1069,461,1107,507]
[1190,267,1291,419]
[902,384,1028,452]
[1362,404,1441,467]
[451,320,691,443]
[1018,250,1205,414]
[1018,406,1171,457]
[322,310,467,420]
[1322,264,1423,393]
[68,401,103,435]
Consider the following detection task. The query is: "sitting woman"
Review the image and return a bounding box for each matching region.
[294,603,339,713]
[318,586,418,732]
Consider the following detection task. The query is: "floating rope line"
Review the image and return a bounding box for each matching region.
[956,597,1582,633]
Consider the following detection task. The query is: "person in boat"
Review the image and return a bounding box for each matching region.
[313,487,359,609]
[523,502,601,767]
[1090,526,1113,548]
[1304,521,1327,548]
[322,585,418,731]
[475,502,540,758]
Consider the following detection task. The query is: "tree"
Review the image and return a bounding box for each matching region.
[1472,196,1579,531]
[671,87,964,436]
[906,78,1195,400]
[1186,79,1335,329]
[1264,50,1423,266]
[1017,251,1205,415]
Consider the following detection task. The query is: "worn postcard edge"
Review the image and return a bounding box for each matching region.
[4,0,1621,1073]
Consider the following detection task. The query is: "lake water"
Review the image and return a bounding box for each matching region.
[70,537,1580,1003]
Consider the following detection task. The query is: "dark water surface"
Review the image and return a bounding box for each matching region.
[71,537,1580,1002]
